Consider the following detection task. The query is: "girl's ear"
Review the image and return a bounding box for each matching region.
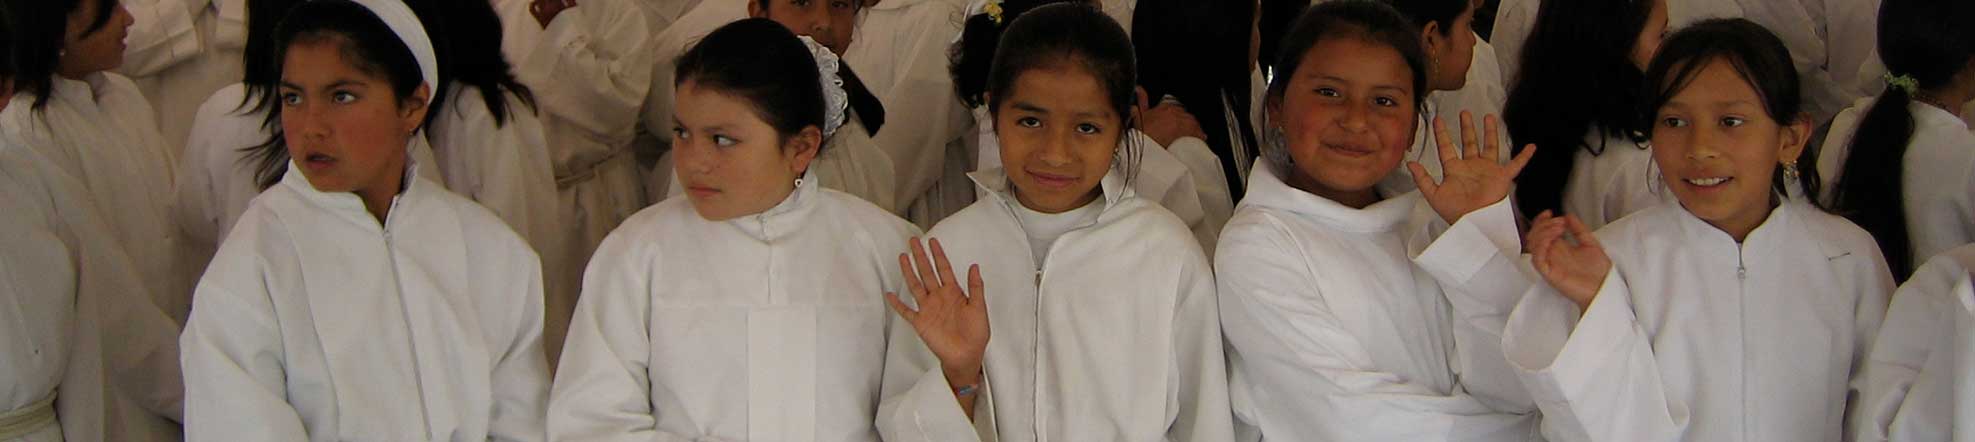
[1420,21,1445,59]
[747,0,767,18]
[400,83,431,134]
[785,125,823,177]
[1777,112,1811,165]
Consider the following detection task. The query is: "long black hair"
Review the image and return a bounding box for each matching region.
[1502,0,1657,219]
[434,0,535,127]
[675,18,830,154]
[986,2,1143,184]
[239,0,306,112]
[247,0,431,189]
[7,0,122,110]
[1133,0,1259,197]
[1643,18,1818,206]
[1828,0,1975,279]
[949,0,1086,109]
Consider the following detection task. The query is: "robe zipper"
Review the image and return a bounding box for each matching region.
[759,213,774,304]
[381,199,433,439]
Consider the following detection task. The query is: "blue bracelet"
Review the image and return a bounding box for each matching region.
[954,384,979,397]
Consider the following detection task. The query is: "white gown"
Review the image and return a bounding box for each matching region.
[1852,244,1975,442]
[1217,162,1539,441]
[1815,97,1975,273]
[425,83,568,365]
[844,0,976,227]
[877,168,1234,442]
[549,171,927,442]
[118,0,245,157]
[180,162,550,441]
[1497,200,1894,441]
[508,0,659,365]
[174,84,446,281]
[1,138,183,442]
[1563,131,1669,231]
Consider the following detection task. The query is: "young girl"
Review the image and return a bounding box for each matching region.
[1,15,184,441]
[547,18,924,441]
[179,1,549,439]
[1854,243,1975,440]
[1216,1,1541,439]
[1816,0,1975,281]
[878,5,1233,440]
[843,0,974,227]
[1377,0,1510,194]
[421,0,567,368]
[1502,0,1670,229]
[1505,19,1892,441]
[954,0,1233,250]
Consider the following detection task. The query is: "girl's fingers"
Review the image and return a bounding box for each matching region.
[885,292,918,322]
[1431,117,1460,164]
[909,238,940,291]
[1460,111,1480,159]
[1481,114,1502,161]
[1505,144,1536,178]
[967,265,986,309]
[898,253,926,296]
[930,238,961,292]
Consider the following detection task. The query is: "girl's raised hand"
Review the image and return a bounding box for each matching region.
[1410,111,1536,225]
[1528,211,1611,312]
[884,237,990,390]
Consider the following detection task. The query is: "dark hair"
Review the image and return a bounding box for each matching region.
[1502,0,1656,219]
[1134,0,1260,197]
[949,0,1087,108]
[1264,0,1430,118]
[8,0,122,110]
[431,0,536,127]
[1830,0,1975,279]
[247,0,431,189]
[675,18,829,149]
[1382,0,1467,37]
[986,3,1142,184]
[239,0,306,112]
[747,0,885,135]
[1644,18,1815,202]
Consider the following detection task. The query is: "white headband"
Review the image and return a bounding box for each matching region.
[348,0,438,106]
[797,36,849,138]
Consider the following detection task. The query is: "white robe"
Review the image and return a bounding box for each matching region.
[508,0,659,365]
[1852,244,1975,442]
[118,0,245,158]
[174,84,446,281]
[1563,131,1669,231]
[549,171,927,441]
[1216,162,1539,441]
[426,84,568,365]
[844,0,977,227]
[876,169,1234,442]
[1,138,183,442]
[971,109,1232,252]
[1497,200,1894,441]
[180,162,550,441]
[1815,97,1975,273]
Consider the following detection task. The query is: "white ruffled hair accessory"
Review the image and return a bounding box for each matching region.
[797,35,850,138]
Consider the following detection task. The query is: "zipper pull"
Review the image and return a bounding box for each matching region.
[1736,265,1746,281]
[1034,269,1043,288]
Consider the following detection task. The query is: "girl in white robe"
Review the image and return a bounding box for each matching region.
[1499,20,1892,441]
[843,0,975,227]
[116,0,242,156]
[1815,0,1975,281]
[1502,0,1673,230]
[877,6,1232,441]
[547,20,925,441]
[179,1,549,439]
[1217,2,1541,440]
[0,78,183,442]
[1853,244,1975,442]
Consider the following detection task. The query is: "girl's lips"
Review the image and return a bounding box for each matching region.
[302,153,337,171]
[1027,170,1079,189]
[1324,142,1377,157]
[686,185,721,198]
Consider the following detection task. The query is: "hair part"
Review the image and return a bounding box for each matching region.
[247,0,431,190]
[1502,0,1656,219]
[985,3,1143,185]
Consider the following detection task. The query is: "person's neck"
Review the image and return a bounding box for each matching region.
[1917,84,1974,115]
[355,163,408,225]
[1705,197,1779,244]
[1287,169,1379,209]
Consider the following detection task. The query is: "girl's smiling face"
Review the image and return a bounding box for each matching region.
[1649,57,1808,240]
[993,63,1123,214]
[1271,37,1419,207]
[279,36,428,197]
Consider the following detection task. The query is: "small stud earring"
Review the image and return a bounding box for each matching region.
[794,177,805,188]
[1783,161,1801,182]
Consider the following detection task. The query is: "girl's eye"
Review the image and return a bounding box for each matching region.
[792,0,810,6]
[671,128,689,140]
[1315,88,1341,98]
[1720,117,1745,128]
[832,0,850,9]
[1075,123,1101,135]
[1373,96,1399,107]
[1017,117,1042,128]
[332,92,357,104]
[1660,116,1688,128]
[279,93,301,106]
[713,135,738,147]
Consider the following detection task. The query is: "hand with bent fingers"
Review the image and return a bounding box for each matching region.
[1528,211,1612,313]
[1410,111,1537,225]
[883,237,989,416]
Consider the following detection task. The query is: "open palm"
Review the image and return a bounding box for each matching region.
[884,237,989,379]
[1410,112,1536,225]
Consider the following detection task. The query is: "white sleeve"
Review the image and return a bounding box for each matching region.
[519,1,657,142]
[1133,133,1224,252]
[488,243,552,442]
[1166,136,1234,249]
[1502,269,1689,442]
[181,235,309,440]
[47,166,185,422]
[119,0,208,76]
[1412,197,1541,412]
[1849,258,1960,442]
[875,291,992,442]
[545,229,710,442]
[1952,279,1975,440]
[1166,243,1235,442]
[1216,219,1537,441]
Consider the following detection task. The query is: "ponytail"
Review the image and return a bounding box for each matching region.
[839,65,885,136]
